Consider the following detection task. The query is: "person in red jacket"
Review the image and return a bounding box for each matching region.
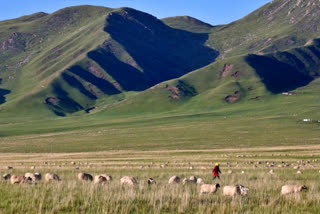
[212,163,221,180]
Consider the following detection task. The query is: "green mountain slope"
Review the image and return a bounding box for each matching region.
[162,16,213,33]
[0,0,319,121]
[98,39,320,117]
[0,7,218,117]
[208,0,320,57]
[0,6,113,114]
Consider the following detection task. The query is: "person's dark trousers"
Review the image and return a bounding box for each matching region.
[213,176,220,180]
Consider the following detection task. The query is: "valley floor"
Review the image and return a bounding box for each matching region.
[0,146,319,213]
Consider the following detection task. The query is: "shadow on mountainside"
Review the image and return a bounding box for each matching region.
[0,88,11,105]
[46,81,84,116]
[68,65,121,95]
[246,54,314,94]
[88,50,150,91]
[88,8,218,92]
[62,72,98,100]
[0,78,11,105]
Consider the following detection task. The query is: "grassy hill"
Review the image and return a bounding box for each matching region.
[0,0,319,152]
[207,0,320,57]
[162,16,213,33]
[0,7,218,117]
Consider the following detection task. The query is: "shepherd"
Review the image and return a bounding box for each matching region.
[212,163,221,180]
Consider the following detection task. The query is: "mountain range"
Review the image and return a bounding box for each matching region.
[0,0,319,120]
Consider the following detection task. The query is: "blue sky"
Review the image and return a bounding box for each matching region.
[0,0,271,25]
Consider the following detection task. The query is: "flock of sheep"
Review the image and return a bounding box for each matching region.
[1,172,308,196]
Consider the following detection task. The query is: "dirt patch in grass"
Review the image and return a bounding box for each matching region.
[231,71,241,78]
[220,64,234,78]
[166,85,180,100]
[45,97,60,106]
[224,91,242,103]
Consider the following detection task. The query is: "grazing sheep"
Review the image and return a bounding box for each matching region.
[94,175,107,185]
[183,176,197,185]
[241,171,245,174]
[120,176,138,186]
[24,173,34,180]
[2,173,11,180]
[182,178,190,185]
[281,185,307,195]
[34,173,42,180]
[94,174,112,184]
[78,173,93,181]
[297,170,303,174]
[189,176,197,183]
[45,173,61,182]
[25,173,42,182]
[147,178,156,185]
[228,170,234,174]
[10,175,32,184]
[269,169,275,174]
[200,183,220,194]
[7,166,13,170]
[223,185,249,196]
[196,178,204,185]
[168,176,180,184]
[30,166,36,170]
[100,174,112,182]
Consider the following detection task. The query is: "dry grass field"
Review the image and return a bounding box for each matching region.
[0,145,319,214]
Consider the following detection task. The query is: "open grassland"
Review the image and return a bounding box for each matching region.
[0,109,319,153]
[0,146,319,213]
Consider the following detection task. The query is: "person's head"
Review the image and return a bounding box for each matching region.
[215,163,219,166]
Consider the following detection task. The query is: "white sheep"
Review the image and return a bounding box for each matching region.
[200,183,220,194]
[100,174,112,182]
[45,173,61,182]
[2,173,11,180]
[223,185,249,196]
[281,185,307,195]
[25,172,42,182]
[94,175,107,184]
[168,176,180,184]
[182,178,190,185]
[78,173,93,181]
[189,176,197,183]
[196,178,204,185]
[120,176,138,186]
[10,175,32,184]
[147,178,156,185]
